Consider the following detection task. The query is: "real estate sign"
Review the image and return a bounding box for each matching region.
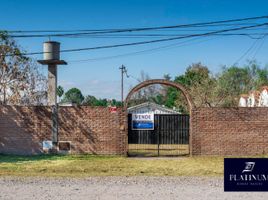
[132,113,154,130]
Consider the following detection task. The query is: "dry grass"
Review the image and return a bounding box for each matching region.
[128,144,189,156]
[0,154,224,177]
[1,154,267,177]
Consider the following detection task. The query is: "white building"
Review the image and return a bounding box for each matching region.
[247,91,260,107]
[127,102,180,114]
[238,88,268,107]
[258,86,268,107]
[238,94,248,107]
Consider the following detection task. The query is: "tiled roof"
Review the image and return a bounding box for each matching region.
[260,86,268,92]
[240,94,248,98]
[249,90,260,98]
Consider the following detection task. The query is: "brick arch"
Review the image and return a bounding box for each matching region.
[124,79,195,110]
[124,79,195,156]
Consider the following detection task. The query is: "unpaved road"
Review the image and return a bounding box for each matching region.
[0,176,267,200]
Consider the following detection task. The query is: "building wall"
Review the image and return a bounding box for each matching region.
[238,97,247,107]
[192,107,268,156]
[259,90,268,107]
[0,106,126,155]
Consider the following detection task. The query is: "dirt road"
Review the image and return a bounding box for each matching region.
[0,176,267,200]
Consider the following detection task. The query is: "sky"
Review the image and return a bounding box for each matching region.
[0,0,268,100]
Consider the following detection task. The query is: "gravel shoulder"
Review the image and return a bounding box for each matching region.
[0,176,267,200]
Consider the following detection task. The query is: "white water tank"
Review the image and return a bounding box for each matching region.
[43,41,60,60]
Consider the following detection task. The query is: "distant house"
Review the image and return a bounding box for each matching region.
[58,102,77,106]
[238,94,248,107]
[247,91,260,107]
[127,102,180,114]
[238,87,268,107]
[258,86,268,107]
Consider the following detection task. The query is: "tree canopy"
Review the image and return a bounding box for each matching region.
[128,61,268,113]
[0,31,47,105]
[61,88,84,104]
[60,87,122,106]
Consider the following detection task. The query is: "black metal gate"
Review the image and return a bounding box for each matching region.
[128,114,189,156]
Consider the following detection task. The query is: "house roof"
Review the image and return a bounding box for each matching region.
[240,94,248,98]
[248,90,260,98]
[260,86,268,92]
[127,102,180,114]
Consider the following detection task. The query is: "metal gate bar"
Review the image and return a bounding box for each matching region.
[128,114,189,157]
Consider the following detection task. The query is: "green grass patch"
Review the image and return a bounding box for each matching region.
[0,154,266,177]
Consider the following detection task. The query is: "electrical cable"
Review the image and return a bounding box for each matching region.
[5,15,268,37]
[68,36,216,63]
[3,22,267,57]
[232,36,265,65]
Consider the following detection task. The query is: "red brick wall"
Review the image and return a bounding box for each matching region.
[191,107,268,156]
[0,106,51,155]
[58,107,127,155]
[0,106,127,155]
[1,106,268,156]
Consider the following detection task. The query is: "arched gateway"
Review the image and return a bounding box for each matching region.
[124,79,195,156]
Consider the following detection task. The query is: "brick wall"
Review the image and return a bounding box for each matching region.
[191,107,268,156]
[0,106,127,155]
[1,106,268,156]
[58,107,127,155]
[0,106,51,155]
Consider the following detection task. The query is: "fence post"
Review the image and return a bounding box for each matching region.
[157,115,160,156]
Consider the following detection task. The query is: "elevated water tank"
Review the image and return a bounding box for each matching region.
[43,41,60,60]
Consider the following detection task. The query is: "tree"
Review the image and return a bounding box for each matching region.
[61,88,84,104]
[57,85,64,101]
[82,95,98,106]
[0,31,47,105]
[82,95,122,107]
[171,62,217,112]
[110,99,122,107]
[216,61,268,106]
[128,71,163,106]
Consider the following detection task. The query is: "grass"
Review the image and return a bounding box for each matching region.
[0,154,222,177]
[1,154,266,177]
[128,144,189,156]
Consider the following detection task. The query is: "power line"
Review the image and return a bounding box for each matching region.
[251,35,267,60]
[11,33,268,40]
[3,22,268,57]
[4,22,261,33]
[123,68,140,83]
[128,74,141,83]
[232,34,266,65]
[69,36,216,63]
[5,15,268,36]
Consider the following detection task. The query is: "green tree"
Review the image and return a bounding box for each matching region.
[110,99,122,107]
[97,98,108,106]
[57,85,64,101]
[82,95,122,107]
[62,88,84,104]
[216,61,268,106]
[172,62,217,112]
[82,95,98,106]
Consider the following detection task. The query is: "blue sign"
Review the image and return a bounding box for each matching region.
[132,121,154,129]
[132,114,154,130]
[224,158,268,192]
